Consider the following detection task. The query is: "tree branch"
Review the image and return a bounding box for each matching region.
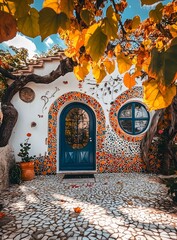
[0,66,18,80]
[156,23,173,39]
[111,0,127,37]
[0,57,77,147]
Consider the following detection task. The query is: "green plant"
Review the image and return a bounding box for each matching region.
[9,164,21,185]
[166,178,177,202]
[18,133,36,162]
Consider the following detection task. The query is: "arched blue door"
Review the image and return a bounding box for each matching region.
[59,103,96,171]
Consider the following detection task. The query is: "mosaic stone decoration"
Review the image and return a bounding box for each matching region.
[109,86,145,142]
[46,92,106,175]
[34,89,160,175]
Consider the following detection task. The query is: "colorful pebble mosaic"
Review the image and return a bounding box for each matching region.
[34,89,160,175]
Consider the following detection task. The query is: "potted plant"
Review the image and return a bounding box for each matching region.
[18,133,36,181]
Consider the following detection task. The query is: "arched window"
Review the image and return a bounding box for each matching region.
[118,102,150,135]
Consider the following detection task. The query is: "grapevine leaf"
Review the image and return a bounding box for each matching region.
[39,8,69,40]
[17,8,39,38]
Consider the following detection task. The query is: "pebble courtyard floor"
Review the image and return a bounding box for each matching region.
[0,173,177,240]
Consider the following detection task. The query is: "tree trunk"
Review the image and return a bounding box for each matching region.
[141,94,177,175]
[0,57,76,147]
[161,95,177,175]
[140,109,165,171]
[0,104,18,147]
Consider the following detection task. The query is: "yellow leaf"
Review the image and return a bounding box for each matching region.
[156,39,163,51]
[43,0,60,13]
[114,44,121,56]
[103,59,115,74]
[60,0,74,17]
[72,29,86,51]
[0,1,15,15]
[101,5,118,40]
[85,24,108,62]
[64,47,77,58]
[92,64,106,83]
[117,53,132,74]
[142,39,152,50]
[123,72,136,89]
[143,79,176,110]
[0,11,17,43]
[142,56,151,73]
[169,23,177,38]
[74,61,90,80]
[132,16,140,29]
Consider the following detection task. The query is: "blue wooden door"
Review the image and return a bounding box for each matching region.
[59,103,96,171]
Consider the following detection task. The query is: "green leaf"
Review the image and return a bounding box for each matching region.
[85,26,108,62]
[163,44,177,85]
[101,5,118,40]
[80,9,94,26]
[17,8,39,38]
[149,46,177,86]
[39,8,69,40]
[149,3,163,23]
[60,0,74,17]
[149,48,164,76]
[141,0,163,6]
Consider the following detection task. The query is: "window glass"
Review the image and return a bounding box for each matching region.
[118,102,150,135]
[65,108,89,149]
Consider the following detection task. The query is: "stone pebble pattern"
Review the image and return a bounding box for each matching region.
[0,173,177,240]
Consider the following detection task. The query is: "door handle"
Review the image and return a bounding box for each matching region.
[89,137,92,142]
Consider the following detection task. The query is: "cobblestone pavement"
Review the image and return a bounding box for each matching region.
[0,173,177,240]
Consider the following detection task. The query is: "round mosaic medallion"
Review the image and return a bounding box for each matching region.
[19,87,35,103]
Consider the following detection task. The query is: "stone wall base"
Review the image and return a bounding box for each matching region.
[0,145,15,191]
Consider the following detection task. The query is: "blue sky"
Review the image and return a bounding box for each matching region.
[0,0,171,58]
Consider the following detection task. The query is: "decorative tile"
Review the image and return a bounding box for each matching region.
[34,89,160,175]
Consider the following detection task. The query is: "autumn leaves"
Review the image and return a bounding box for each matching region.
[1,0,177,111]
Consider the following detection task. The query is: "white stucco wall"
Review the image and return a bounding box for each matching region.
[9,59,148,162]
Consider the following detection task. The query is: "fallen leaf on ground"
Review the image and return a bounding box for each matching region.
[74,207,82,213]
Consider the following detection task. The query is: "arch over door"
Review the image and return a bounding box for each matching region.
[59,103,96,171]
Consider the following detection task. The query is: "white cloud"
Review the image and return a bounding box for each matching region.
[44,37,54,48]
[5,33,37,58]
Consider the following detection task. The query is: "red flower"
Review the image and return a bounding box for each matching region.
[158,130,163,135]
[26,133,32,137]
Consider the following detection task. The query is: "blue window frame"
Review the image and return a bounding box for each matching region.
[118,102,150,135]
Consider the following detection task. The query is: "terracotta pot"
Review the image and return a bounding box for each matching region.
[19,161,35,181]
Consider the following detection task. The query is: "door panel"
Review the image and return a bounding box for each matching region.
[59,103,96,171]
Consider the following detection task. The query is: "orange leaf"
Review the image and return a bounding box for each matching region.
[74,207,82,213]
[0,11,17,43]
[114,44,121,56]
[123,72,136,89]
